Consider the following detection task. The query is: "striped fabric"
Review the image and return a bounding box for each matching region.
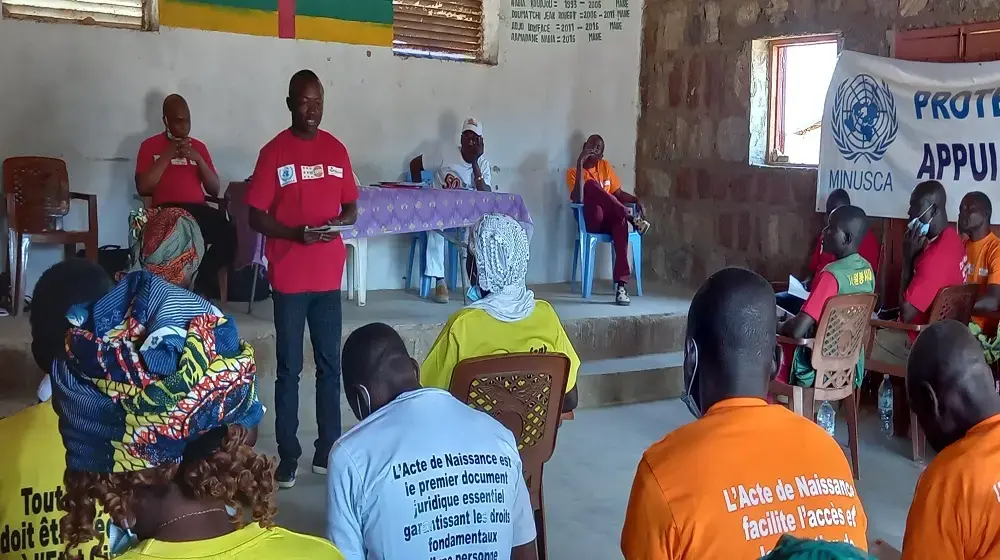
[159,0,393,45]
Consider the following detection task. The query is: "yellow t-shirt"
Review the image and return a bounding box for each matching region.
[420,300,580,393]
[117,523,344,559]
[0,401,113,560]
[965,232,1000,331]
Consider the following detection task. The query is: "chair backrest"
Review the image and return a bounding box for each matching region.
[926,284,980,324]
[3,157,70,233]
[449,353,570,509]
[569,203,587,235]
[406,169,434,186]
[224,181,265,269]
[810,293,878,390]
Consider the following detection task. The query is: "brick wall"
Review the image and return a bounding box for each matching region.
[637,0,1000,287]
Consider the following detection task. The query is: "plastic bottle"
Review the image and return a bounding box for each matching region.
[816,401,836,437]
[878,374,894,437]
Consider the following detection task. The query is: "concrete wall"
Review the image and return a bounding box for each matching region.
[637,0,1000,286]
[0,1,643,292]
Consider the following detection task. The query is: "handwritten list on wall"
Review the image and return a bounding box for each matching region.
[509,0,632,44]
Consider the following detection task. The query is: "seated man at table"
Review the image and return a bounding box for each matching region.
[567,134,650,306]
[776,188,881,315]
[421,213,579,412]
[777,205,874,387]
[135,93,236,297]
[620,267,867,559]
[893,320,1000,559]
[408,117,493,303]
[958,191,1000,334]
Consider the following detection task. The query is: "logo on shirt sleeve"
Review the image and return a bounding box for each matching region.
[301,164,325,180]
[328,165,344,179]
[278,165,297,187]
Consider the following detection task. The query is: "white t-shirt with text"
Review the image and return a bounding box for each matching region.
[326,388,535,560]
[424,144,492,190]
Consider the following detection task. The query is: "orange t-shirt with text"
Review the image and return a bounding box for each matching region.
[566,159,621,197]
[621,398,868,559]
[901,414,1000,559]
[965,232,1000,332]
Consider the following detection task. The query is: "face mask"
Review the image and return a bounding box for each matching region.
[466,285,483,303]
[108,521,139,556]
[681,341,701,419]
[352,384,372,421]
[908,204,934,236]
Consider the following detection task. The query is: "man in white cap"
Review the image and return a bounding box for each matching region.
[409,117,493,303]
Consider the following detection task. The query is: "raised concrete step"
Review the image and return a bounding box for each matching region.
[577,351,684,409]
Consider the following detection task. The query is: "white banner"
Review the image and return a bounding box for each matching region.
[818,51,1000,222]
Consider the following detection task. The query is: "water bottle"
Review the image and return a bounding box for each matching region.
[816,401,836,437]
[878,374,894,437]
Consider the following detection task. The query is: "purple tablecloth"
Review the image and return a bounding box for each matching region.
[345,186,533,239]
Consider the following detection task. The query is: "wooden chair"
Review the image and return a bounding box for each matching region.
[3,157,98,316]
[867,283,979,462]
[139,195,229,303]
[770,293,877,480]
[450,353,571,560]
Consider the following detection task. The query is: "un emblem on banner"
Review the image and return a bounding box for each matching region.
[831,74,898,163]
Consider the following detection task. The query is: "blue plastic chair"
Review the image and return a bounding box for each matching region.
[570,203,643,299]
[404,170,462,297]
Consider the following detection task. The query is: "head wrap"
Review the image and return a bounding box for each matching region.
[51,270,263,473]
[466,213,535,322]
[132,207,205,287]
[763,535,874,560]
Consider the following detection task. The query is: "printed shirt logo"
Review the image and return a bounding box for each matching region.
[328,165,344,179]
[301,164,325,180]
[278,165,297,187]
[443,173,465,190]
[831,73,899,163]
[962,255,972,278]
[170,157,191,166]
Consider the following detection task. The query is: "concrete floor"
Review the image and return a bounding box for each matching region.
[261,398,922,558]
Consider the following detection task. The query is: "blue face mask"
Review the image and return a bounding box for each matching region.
[108,522,139,556]
[681,340,701,419]
[466,285,483,303]
[908,204,934,237]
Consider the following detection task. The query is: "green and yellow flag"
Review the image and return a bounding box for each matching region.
[160,0,393,46]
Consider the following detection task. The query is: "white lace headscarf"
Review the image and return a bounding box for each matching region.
[467,213,536,322]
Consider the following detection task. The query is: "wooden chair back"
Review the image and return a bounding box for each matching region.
[926,284,979,324]
[810,293,878,393]
[3,157,70,233]
[449,353,570,510]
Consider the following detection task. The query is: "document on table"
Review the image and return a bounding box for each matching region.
[788,275,810,300]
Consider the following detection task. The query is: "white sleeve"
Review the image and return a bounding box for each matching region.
[510,455,537,547]
[326,445,366,560]
[479,156,493,189]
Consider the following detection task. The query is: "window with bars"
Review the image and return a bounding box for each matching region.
[392,0,485,61]
[1,0,151,30]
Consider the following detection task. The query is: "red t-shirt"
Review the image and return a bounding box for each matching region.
[903,227,966,339]
[246,129,358,294]
[809,230,881,277]
[136,132,215,207]
[801,271,839,321]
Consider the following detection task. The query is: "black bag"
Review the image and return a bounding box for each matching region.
[222,265,271,303]
[78,245,131,279]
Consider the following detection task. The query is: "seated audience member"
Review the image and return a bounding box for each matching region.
[52,271,342,559]
[776,188,881,315]
[777,205,874,387]
[871,180,965,366]
[0,259,113,559]
[764,535,874,559]
[958,191,1000,333]
[567,134,650,306]
[131,206,205,289]
[327,322,537,560]
[620,268,867,559]
[135,93,236,297]
[421,213,579,412]
[893,320,1000,559]
[409,117,493,303]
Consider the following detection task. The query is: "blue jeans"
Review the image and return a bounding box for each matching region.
[273,290,343,467]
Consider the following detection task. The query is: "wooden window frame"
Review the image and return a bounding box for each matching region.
[765,33,840,166]
[392,0,488,63]
[1,0,154,30]
[894,21,1000,62]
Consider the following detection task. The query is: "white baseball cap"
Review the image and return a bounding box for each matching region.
[461,117,483,137]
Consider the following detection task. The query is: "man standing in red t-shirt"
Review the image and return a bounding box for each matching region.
[135,94,236,297]
[247,70,359,489]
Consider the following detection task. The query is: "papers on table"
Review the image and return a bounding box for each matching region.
[305,224,354,234]
[788,275,810,300]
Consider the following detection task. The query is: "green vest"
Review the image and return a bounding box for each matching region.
[791,253,875,388]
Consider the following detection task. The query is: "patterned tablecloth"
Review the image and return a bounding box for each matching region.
[346,186,534,239]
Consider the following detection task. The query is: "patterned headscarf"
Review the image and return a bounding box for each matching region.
[51,271,263,473]
[467,213,535,322]
[132,207,205,287]
[763,536,874,559]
